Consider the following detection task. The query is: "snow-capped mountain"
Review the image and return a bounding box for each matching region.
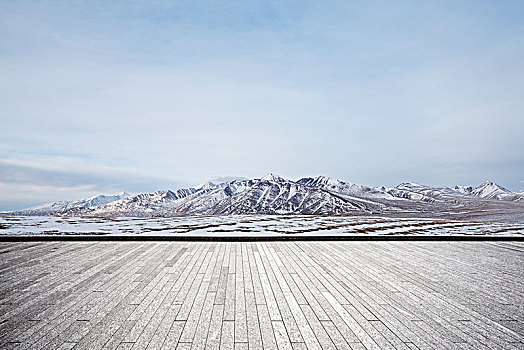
[9,192,130,215]
[383,182,466,202]
[467,181,522,201]
[3,176,523,221]
[261,173,288,183]
[169,177,379,216]
[84,175,378,217]
[63,175,524,220]
[381,181,524,203]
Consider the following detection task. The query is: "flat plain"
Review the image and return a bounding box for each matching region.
[0,240,523,349]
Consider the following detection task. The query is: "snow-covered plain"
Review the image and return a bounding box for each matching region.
[1,215,523,237]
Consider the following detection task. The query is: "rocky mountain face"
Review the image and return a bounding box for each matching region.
[3,175,524,221]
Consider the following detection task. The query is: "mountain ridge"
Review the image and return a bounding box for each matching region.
[9,192,130,216]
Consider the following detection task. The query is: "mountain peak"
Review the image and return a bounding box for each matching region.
[471,180,511,199]
[480,180,494,186]
[476,180,507,192]
[396,182,423,189]
[195,181,216,190]
[479,180,501,188]
[309,175,346,187]
[452,185,474,195]
[261,173,286,182]
[86,191,128,201]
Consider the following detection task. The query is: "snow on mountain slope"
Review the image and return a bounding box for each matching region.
[383,182,462,202]
[261,173,288,182]
[297,176,395,200]
[470,181,511,198]
[8,192,130,215]
[468,181,523,201]
[195,181,216,191]
[452,185,474,195]
[85,187,207,216]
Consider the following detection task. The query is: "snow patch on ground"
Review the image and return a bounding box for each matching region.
[1,215,522,237]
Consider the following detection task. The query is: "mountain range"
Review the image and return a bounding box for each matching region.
[2,175,523,222]
[8,192,131,216]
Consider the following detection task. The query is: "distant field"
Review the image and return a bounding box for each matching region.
[1,215,523,236]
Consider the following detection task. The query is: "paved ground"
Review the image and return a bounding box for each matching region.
[0,241,523,349]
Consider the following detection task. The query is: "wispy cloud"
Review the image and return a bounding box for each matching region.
[0,159,182,190]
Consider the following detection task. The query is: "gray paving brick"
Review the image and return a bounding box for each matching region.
[0,241,522,349]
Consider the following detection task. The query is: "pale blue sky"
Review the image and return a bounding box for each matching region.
[1,1,524,209]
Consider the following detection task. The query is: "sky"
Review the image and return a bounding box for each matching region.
[1,1,524,210]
